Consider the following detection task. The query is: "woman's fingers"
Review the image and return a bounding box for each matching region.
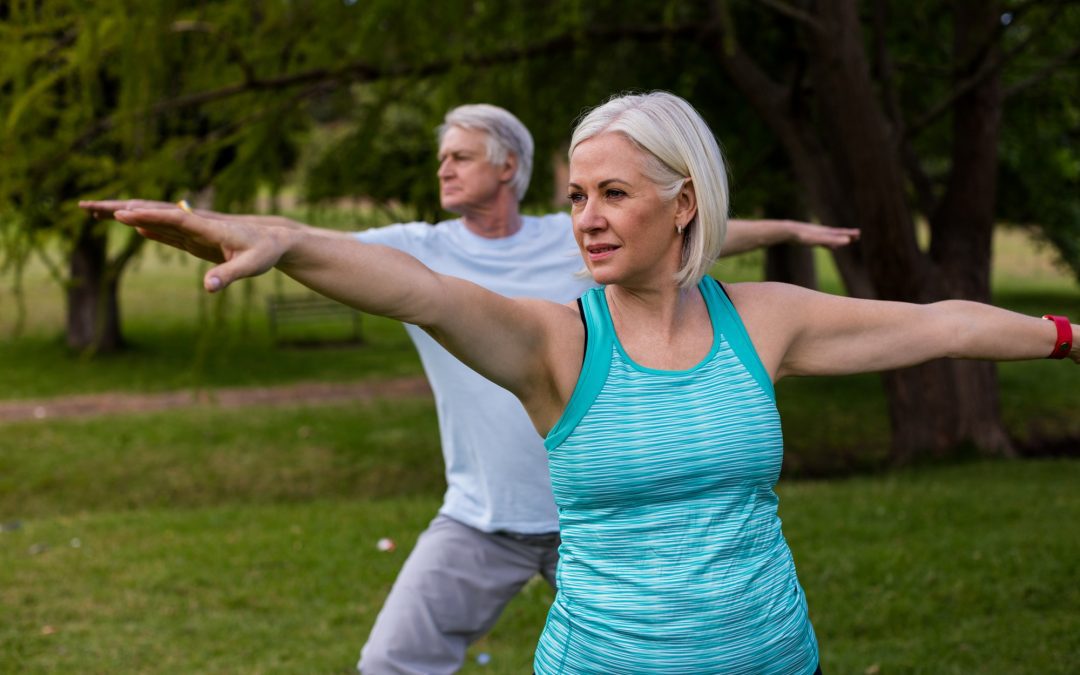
[204,248,272,292]
[116,207,283,292]
[116,208,230,262]
[79,199,176,219]
[116,207,211,239]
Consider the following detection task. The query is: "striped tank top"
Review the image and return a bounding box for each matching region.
[535,277,818,674]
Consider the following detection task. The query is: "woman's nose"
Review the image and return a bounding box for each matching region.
[575,203,605,232]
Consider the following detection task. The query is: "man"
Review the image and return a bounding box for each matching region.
[82,103,857,674]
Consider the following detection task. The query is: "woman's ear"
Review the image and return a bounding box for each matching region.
[675,179,697,230]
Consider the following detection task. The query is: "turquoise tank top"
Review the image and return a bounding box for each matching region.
[536,277,819,674]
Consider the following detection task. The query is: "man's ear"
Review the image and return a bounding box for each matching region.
[500,153,518,183]
[675,179,697,229]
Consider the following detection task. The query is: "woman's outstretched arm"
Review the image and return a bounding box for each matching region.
[114,207,582,431]
[727,281,1078,380]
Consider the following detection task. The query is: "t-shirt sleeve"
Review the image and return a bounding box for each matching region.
[351,222,429,254]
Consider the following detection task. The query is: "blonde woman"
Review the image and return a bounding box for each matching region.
[114,92,1076,673]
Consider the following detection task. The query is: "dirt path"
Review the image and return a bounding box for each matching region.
[0,377,432,423]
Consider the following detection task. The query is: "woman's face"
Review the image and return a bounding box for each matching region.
[568,133,691,288]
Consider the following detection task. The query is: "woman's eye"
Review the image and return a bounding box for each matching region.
[605,189,626,199]
[568,193,585,204]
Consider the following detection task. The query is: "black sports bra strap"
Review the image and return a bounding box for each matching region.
[576,297,589,366]
[710,276,734,304]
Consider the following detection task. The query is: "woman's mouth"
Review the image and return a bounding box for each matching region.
[586,244,620,261]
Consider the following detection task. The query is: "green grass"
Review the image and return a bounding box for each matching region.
[1,405,1076,672]
[783,460,1080,674]
[0,317,422,400]
[0,401,444,518]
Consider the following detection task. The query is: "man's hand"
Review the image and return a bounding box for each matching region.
[778,220,860,249]
[722,219,860,257]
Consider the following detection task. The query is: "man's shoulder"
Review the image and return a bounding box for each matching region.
[352,218,459,247]
[528,211,572,226]
[523,211,573,240]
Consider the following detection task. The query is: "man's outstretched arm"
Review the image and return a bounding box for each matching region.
[722,219,859,257]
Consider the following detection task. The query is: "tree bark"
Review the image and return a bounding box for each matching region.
[765,244,818,288]
[715,0,1015,461]
[67,220,124,353]
[924,0,1013,456]
[813,0,1012,460]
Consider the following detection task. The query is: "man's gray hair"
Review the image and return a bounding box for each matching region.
[438,104,534,201]
[569,91,729,289]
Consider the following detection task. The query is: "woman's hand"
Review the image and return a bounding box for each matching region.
[79,199,180,220]
[115,208,294,293]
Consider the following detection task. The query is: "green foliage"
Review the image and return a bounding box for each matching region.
[3,1,1078,278]
[998,97,1080,283]
[302,90,443,222]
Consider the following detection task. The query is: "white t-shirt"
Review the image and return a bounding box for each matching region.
[355,213,593,533]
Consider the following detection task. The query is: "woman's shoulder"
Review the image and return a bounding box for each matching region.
[721,280,813,307]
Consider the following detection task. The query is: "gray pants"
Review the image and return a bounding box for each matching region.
[358,514,559,674]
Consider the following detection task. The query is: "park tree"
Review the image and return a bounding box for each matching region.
[696,0,1079,461]
[2,0,1076,462]
[0,0,314,351]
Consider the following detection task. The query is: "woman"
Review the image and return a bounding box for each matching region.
[114,92,1076,674]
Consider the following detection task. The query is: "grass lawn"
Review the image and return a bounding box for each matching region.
[1,403,1077,673]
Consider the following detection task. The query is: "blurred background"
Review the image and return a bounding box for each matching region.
[1,1,1078,672]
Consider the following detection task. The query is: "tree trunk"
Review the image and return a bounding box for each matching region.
[812,0,1012,460]
[922,0,1012,456]
[765,244,818,288]
[719,0,1013,462]
[67,220,124,353]
[883,359,1010,464]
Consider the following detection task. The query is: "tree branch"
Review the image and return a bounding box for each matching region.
[908,1,1068,137]
[1003,42,1080,98]
[754,0,826,32]
[170,20,257,84]
[871,0,937,217]
[61,21,704,159]
[105,228,145,284]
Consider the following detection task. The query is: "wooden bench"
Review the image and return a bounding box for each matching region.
[266,293,364,347]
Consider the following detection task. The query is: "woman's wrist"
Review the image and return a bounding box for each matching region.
[1041,315,1075,361]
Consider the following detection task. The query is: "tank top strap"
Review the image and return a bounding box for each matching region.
[702,277,775,401]
[545,286,614,450]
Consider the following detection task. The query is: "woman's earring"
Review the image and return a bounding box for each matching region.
[676,223,686,234]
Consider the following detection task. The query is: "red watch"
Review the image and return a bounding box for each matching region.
[1042,315,1073,359]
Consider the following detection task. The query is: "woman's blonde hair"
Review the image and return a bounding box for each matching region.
[569,92,729,288]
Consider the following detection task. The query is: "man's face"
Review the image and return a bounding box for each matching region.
[437,126,512,214]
